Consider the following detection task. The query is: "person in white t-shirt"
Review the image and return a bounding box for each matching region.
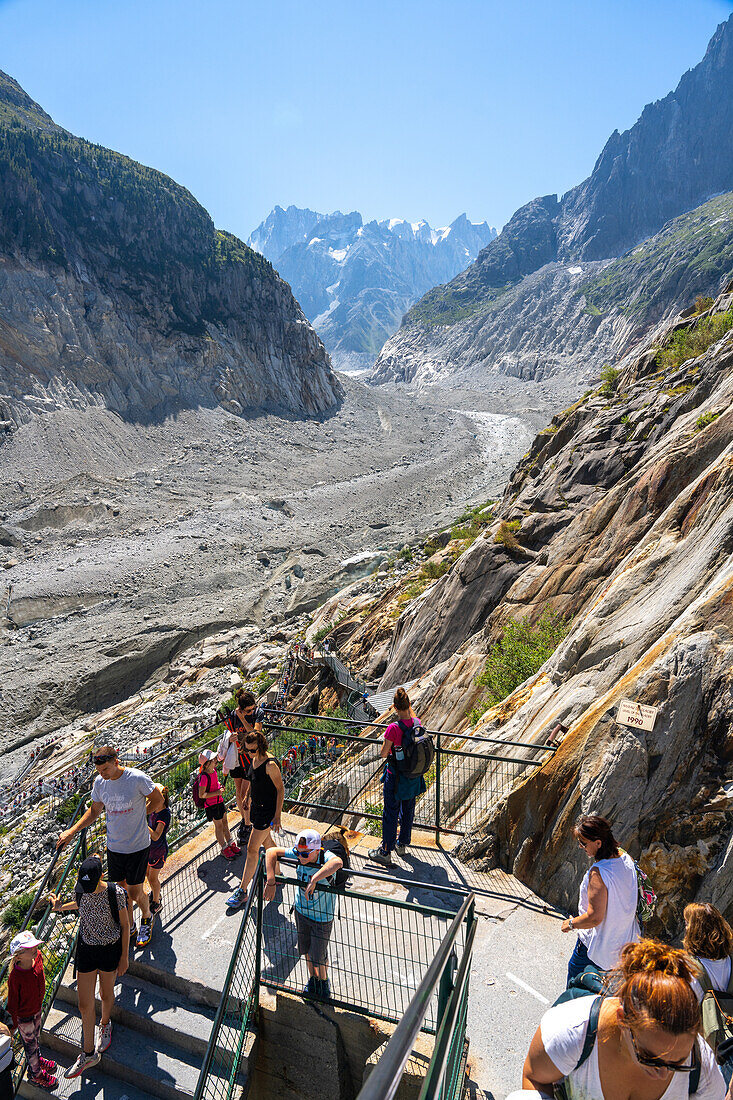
[684,902,733,1090]
[511,939,725,1100]
[561,814,640,986]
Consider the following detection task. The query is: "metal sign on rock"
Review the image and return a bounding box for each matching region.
[616,699,658,732]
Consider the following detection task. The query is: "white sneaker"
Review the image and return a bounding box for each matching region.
[97,1021,112,1053]
[64,1049,101,1078]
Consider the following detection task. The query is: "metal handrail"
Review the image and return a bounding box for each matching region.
[192,850,263,1100]
[355,893,475,1100]
[262,707,557,753]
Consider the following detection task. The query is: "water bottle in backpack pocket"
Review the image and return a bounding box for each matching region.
[393,719,435,779]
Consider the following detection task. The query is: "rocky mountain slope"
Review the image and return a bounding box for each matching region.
[330,287,733,935]
[372,14,733,390]
[248,206,495,372]
[0,72,341,433]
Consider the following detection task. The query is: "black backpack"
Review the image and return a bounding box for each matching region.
[319,834,351,892]
[393,719,434,778]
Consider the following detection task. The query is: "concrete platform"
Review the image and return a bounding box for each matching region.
[22,810,568,1099]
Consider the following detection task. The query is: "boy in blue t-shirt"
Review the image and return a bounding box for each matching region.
[264,828,343,1001]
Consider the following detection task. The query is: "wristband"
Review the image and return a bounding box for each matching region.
[568,916,574,929]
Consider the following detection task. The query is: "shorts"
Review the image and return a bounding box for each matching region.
[205,802,225,822]
[76,936,122,974]
[107,846,151,887]
[251,803,276,830]
[148,847,168,870]
[295,911,333,967]
[229,765,246,779]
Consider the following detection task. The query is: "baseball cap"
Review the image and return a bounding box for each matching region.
[77,856,103,893]
[199,749,218,765]
[10,930,43,955]
[295,829,321,854]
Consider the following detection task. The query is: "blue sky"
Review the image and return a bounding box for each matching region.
[0,0,731,240]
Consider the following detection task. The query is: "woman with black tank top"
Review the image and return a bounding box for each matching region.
[226,730,284,909]
[226,689,263,846]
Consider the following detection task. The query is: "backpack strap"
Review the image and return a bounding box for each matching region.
[574,997,602,1071]
[692,957,715,995]
[107,883,120,929]
[688,1039,700,1096]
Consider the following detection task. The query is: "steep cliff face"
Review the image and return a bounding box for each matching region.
[248,205,495,372]
[0,72,341,432]
[341,290,733,933]
[372,15,733,389]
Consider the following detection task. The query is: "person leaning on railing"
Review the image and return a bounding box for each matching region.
[512,940,726,1100]
[56,744,164,950]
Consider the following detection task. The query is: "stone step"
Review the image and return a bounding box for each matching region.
[18,1054,163,1100]
[42,1003,206,1100]
[56,968,218,1057]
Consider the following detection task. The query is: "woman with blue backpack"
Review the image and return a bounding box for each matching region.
[369,687,428,868]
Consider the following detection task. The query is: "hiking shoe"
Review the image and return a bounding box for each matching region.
[226,886,247,909]
[30,1068,57,1090]
[395,845,408,856]
[221,845,237,860]
[317,978,332,1003]
[150,897,163,916]
[238,823,252,847]
[136,918,153,948]
[39,1057,57,1074]
[64,1049,100,1078]
[368,846,393,867]
[228,841,242,855]
[302,976,317,996]
[97,1021,112,1053]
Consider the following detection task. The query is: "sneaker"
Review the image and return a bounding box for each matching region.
[150,897,163,916]
[30,1068,57,1090]
[226,886,247,909]
[395,845,408,856]
[97,1021,112,1053]
[221,845,237,860]
[228,841,242,855]
[368,846,393,867]
[64,1049,101,1078]
[136,917,153,948]
[302,976,317,996]
[316,978,332,1003]
[39,1057,57,1073]
[238,823,252,847]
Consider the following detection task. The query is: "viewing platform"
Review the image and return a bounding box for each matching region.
[19,810,567,1100]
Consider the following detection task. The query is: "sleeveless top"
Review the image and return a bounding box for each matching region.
[577,851,640,970]
[247,755,279,810]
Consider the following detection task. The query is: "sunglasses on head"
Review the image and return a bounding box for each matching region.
[244,736,258,745]
[628,1029,693,1073]
[93,754,116,766]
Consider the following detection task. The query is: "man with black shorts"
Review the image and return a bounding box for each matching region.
[57,744,164,949]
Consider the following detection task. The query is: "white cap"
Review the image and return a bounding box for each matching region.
[295,829,321,854]
[199,749,218,765]
[10,930,42,956]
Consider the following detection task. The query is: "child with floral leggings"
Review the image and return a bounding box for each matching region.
[6,931,57,1091]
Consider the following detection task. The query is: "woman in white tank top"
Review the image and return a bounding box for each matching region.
[561,815,640,987]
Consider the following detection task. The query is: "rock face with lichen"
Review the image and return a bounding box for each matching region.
[0,71,341,434]
[338,290,733,936]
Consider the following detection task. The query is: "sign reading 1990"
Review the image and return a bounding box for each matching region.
[616,699,658,732]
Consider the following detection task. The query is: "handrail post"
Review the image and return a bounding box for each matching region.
[435,730,441,845]
[436,945,457,1028]
[254,847,265,1021]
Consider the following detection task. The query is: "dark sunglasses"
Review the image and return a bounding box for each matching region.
[244,736,258,745]
[628,1029,693,1072]
[93,754,116,766]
